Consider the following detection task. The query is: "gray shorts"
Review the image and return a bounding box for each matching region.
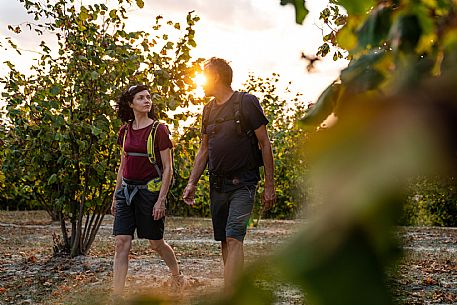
[210,185,256,241]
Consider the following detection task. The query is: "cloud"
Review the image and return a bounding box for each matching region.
[0,1,31,27]
[0,1,53,51]
[144,0,276,31]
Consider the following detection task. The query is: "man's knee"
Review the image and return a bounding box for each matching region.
[226,236,243,250]
[115,236,132,254]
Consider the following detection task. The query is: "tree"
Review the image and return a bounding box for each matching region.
[1,0,202,257]
[242,73,308,220]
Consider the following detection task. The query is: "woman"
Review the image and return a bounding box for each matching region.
[111,84,183,296]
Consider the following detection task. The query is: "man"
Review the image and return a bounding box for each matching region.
[182,57,276,290]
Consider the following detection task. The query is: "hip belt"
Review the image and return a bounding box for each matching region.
[120,177,162,206]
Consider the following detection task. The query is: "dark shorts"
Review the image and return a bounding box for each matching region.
[210,185,256,241]
[113,187,164,240]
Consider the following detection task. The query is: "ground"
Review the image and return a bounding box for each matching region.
[0,211,455,305]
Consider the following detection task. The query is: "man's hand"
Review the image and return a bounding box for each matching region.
[262,184,276,211]
[153,197,166,220]
[182,184,197,206]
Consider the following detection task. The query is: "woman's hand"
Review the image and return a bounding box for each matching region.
[153,197,166,220]
[111,197,116,216]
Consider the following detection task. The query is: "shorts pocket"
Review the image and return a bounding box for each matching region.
[115,188,126,204]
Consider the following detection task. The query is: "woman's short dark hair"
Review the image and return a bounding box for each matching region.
[116,84,156,122]
[204,57,233,87]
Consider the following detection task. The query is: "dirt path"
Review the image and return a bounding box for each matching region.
[0,211,455,305]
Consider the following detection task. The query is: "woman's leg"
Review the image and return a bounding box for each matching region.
[113,235,132,295]
[149,239,179,276]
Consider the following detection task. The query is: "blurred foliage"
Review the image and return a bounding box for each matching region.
[294,0,457,227]
[402,176,457,226]
[0,0,202,256]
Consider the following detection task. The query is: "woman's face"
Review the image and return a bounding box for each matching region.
[130,90,152,114]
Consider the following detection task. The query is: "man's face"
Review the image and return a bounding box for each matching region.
[202,67,217,97]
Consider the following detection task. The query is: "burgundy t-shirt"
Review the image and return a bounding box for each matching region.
[117,122,173,181]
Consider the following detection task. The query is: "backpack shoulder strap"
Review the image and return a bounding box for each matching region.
[233,91,247,136]
[202,99,215,131]
[234,92,264,169]
[147,120,162,178]
[121,123,129,157]
[147,120,161,162]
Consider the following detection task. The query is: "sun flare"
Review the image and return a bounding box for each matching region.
[193,73,207,98]
[194,73,207,87]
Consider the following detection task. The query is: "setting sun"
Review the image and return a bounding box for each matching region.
[193,73,207,98]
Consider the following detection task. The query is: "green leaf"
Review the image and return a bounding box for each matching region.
[79,6,89,22]
[50,85,61,96]
[339,0,375,15]
[89,71,99,80]
[340,50,385,84]
[109,9,117,19]
[48,174,57,185]
[301,83,341,126]
[339,51,386,94]
[356,6,392,50]
[388,14,422,53]
[280,0,309,25]
[336,17,358,51]
[91,126,102,136]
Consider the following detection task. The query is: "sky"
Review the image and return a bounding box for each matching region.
[0,0,348,108]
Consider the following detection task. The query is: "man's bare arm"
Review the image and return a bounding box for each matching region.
[183,134,209,205]
[254,125,276,209]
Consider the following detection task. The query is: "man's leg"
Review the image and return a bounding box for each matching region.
[113,235,132,295]
[223,237,244,289]
[221,240,228,265]
[209,187,229,266]
[149,239,180,276]
[223,185,256,290]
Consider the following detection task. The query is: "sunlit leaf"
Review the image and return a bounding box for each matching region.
[336,17,358,51]
[280,0,309,24]
[79,6,88,22]
[339,0,375,15]
[109,9,117,19]
[135,0,144,9]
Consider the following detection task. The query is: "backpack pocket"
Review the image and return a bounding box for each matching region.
[147,177,162,193]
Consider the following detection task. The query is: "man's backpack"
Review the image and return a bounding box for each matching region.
[202,91,264,169]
